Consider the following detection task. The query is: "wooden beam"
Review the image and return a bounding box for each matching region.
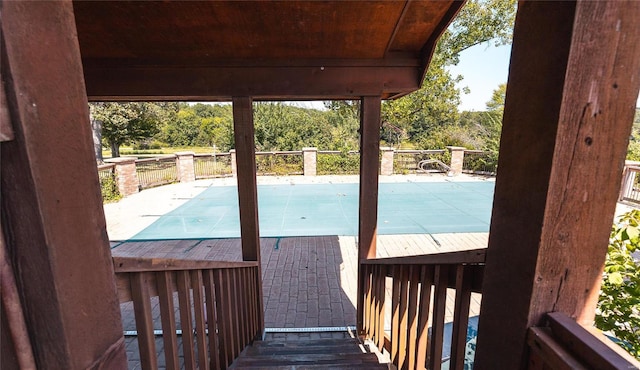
[475,1,640,369]
[83,65,420,101]
[358,96,382,260]
[0,1,127,368]
[232,96,265,334]
[356,96,381,335]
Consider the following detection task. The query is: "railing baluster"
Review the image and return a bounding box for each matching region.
[190,270,209,370]
[214,268,232,368]
[156,271,180,370]
[375,264,385,352]
[391,265,401,366]
[230,268,241,357]
[363,264,372,337]
[130,272,158,370]
[249,267,257,340]
[450,265,473,370]
[398,266,409,370]
[429,265,448,370]
[407,265,419,370]
[203,270,221,370]
[177,270,197,370]
[417,265,434,370]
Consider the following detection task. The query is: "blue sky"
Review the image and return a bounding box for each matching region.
[448,43,511,112]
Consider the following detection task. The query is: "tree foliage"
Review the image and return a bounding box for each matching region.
[90,102,171,157]
[596,210,640,359]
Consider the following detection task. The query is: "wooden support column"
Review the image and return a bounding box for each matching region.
[0,1,127,368]
[475,1,640,369]
[232,96,264,333]
[356,96,382,334]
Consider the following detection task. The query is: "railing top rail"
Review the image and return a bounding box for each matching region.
[255,150,303,155]
[463,150,487,155]
[317,150,360,154]
[624,165,640,171]
[97,163,115,170]
[135,155,177,163]
[113,256,259,273]
[360,248,486,265]
[395,149,447,154]
[193,152,230,158]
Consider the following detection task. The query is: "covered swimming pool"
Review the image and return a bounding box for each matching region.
[131,179,494,240]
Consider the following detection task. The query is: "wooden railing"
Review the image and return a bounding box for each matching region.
[359,249,485,370]
[528,312,640,369]
[619,163,640,204]
[114,257,263,370]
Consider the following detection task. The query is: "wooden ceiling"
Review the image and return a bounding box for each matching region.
[73,0,463,101]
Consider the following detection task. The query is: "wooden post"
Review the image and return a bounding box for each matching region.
[356,96,382,334]
[1,1,127,368]
[232,96,264,333]
[475,1,640,369]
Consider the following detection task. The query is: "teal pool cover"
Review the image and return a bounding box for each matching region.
[131,180,494,240]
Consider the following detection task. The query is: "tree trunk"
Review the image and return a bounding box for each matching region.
[90,114,103,162]
[110,142,120,158]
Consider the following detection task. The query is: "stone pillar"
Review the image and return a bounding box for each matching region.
[303,147,317,176]
[176,151,196,182]
[447,146,465,176]
[380,147,394,175]
[105,157,139,196]
[230,149,237,177]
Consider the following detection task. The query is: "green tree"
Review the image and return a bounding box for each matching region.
[379,0,516,150]
[596,210,640,359]
[89,102,163,157]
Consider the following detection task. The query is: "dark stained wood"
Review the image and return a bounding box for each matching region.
[358,96,382,260]
[397,267,409,369]
[546,312,640,370]
[406,266,419,370]
[176,271,197,369]
[203,270,221,370]
[416,265,433,369]
[361,249,486,265]
[476,1,640,369]
[190,271,209,370]
[1,1,127,368]
[450,265,472,370]
[213,269,232,368]
[390,265,401,365]
[375,265,386,353]
[232,97,260,263]
[526,327,586,370]
[113,256,257,272]
[83,65,419,101]
[131,273,158,370]
[429,265,448,370]
[72,0,462,100]
[156,271,180,370]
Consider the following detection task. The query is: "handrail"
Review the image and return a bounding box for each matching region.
[113,256,258,272]
[359,249,486,370]
[115,257,262,369]
[527,312,640,369]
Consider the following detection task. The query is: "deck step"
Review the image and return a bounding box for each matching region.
[230,338,389,369]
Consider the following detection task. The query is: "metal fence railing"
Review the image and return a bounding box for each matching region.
[194,153,233,179]
[255,151,304,176]
[97,163,119,201]
[136,156,178,189]
[462,150,498,176]
[316,150,360,175]
[393,150,449,174]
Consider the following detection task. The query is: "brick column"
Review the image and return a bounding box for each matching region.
[105,157,139,196]
[230,149,237,177]
[302,147,317,176]
[380,147,394,175]
[447,146,466,176]
[176,151,196,182]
